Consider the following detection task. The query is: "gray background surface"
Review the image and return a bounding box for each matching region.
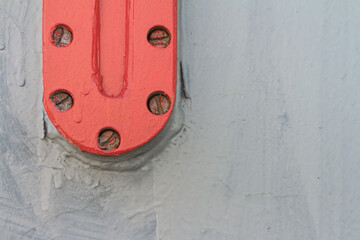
[1,0,360,239]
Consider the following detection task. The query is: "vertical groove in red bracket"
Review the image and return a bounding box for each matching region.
[92,0,130,98]
[122,0,131,97]
[92,0,103,93]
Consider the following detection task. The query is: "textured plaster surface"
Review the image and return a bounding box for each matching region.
[1,0,360,239]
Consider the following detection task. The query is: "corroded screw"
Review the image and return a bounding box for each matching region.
[98,129,121,151]
[50,91,73,112]
[148,28,171,48]
[148,93,171,115]
[52,25,73,47]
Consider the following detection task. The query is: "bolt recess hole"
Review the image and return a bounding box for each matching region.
[50,91,73,112]
[148,93,171,115]
[98,129,121,152]
[147,27,171,48]
[52,25,73,47]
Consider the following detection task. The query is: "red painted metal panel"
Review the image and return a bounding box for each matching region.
[43,0,177,155]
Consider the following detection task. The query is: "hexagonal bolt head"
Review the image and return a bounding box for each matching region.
[148,93,171,115]
[52,25,73,47]
[50,91,73,112]
[148,28,171,48]
[98,129,121,151]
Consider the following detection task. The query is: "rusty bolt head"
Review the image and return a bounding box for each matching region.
[98,129,121,151]
[148,28,171,48]
[52,25,73,47]
[50,91,73,112]
[148,93,171,115]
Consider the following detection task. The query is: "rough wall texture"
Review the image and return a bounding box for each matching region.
[1,0,360,239]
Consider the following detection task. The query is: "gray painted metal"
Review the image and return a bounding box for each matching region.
[1,0,360,239]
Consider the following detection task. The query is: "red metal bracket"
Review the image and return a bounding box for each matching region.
[43,0,177,155]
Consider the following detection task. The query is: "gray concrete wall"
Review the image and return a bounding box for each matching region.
[1,0,360,239]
